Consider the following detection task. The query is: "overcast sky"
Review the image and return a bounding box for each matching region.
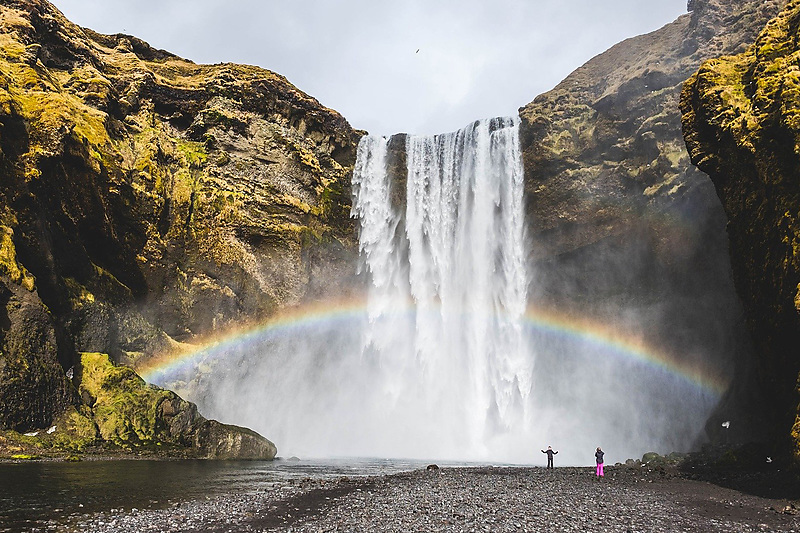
[52,1,687,136]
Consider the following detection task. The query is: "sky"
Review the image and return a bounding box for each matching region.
[52,1,688,136]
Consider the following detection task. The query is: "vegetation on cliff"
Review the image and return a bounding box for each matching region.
[682,0,800,464]
[0,0,361,455]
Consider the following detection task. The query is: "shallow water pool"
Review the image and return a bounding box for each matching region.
[0,457,437,531]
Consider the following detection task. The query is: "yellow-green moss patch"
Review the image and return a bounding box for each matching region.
[78,352,173,447]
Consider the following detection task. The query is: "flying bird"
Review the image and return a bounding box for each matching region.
[416,49,420,54]
[721,421,730,428]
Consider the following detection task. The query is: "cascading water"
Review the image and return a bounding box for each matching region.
[350,117,532,458]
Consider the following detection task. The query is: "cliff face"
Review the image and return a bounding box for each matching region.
[682,0,800,462]
[518,0,787,443]
[0,0,360,454]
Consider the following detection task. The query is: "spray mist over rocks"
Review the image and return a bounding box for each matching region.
[154,118,722,465]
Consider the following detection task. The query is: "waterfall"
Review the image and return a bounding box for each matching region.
[156,116,719,463]
[351,117,532,458]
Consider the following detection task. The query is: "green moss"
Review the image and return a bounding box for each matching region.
[10,454,39,460]
[79,352,173,447]
[63,277,96,306]
[194,107,247,133]
[0,225,34,290]
[53,406,98,451]
[175,139,208,167]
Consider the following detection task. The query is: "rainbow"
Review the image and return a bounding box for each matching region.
[136,298,729,396]
[521,309,729,395]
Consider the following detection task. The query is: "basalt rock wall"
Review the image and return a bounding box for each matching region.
[682,0,800,463]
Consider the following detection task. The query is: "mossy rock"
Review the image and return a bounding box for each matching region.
[682,0,800,465]
[641,451,661,463]
[74,352,276,458]
[52,406,99,451]
[78,352,186,447]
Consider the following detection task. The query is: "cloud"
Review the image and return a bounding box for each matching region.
[52,0,687,135]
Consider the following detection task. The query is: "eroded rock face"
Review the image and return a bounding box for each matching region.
[681,0,800,463]
[0,0,360,456]
[518,0,787,443]
[0,277,71,431]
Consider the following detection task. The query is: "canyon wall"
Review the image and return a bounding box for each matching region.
[682,0,800,462]
[0,0,360,455]
[519,0,787,446]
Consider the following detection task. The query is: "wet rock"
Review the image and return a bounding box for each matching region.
[194,419,276,460]
[0,278,72,431]
[642,452,662,463]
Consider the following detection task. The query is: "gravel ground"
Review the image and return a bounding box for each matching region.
[41,466,800,532]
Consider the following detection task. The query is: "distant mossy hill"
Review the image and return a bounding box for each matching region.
[0,0,361,454]
[682,0,800,465]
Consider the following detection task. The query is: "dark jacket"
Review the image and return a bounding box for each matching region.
[542,449,558,459]
[595,450,604,464]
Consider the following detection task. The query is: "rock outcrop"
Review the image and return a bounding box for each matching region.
[1,352,276,458]
[682,0,800,463]
[518,0,787,443]
[0,0,361,455]
[77,352,276,458]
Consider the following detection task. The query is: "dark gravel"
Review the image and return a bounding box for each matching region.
[45,466,800,532]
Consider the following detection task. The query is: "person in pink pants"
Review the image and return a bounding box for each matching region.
[595,447,605,477]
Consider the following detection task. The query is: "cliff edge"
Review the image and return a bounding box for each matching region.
[518,0,787,445]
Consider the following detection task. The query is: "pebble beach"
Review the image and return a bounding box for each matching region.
[41,465,800,533]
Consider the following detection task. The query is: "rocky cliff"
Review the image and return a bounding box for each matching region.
[518,0,787,444]
[682,0,800,463]
[0,0,360,457]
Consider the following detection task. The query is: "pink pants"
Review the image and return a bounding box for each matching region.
[596,463,604,477]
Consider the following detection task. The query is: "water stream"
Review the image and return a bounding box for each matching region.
[0,458,430,531]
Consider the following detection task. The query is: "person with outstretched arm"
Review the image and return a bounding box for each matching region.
[595,447,605,477]
[541,446,558,469]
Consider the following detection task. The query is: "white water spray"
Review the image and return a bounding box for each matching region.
[350,117,532,458]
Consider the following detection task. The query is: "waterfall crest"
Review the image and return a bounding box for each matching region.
[351,117,532,458]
